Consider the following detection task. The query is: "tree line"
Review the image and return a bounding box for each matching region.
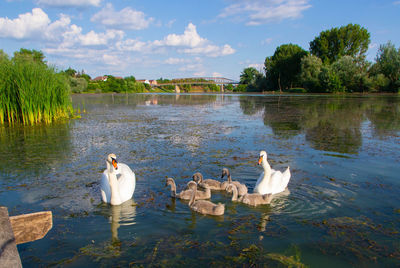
[239,24,400,93]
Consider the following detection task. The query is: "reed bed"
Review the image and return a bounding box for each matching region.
[0,59,72,125]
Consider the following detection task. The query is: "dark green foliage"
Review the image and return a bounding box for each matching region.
[234,84,248,92]
[13,48,46,65]
[265,44,308,91]
[225,84,234,91]
[310,24,370,64]
[373,41,400,92]
[69,77,88,93]
[318,65,343,93]
[64,67,77,77]
[300,55,323,92]
[240,67,259,85]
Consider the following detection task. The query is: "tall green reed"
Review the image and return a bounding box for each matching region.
[0,58,72,125]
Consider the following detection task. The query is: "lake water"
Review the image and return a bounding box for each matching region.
[1,93,399,267]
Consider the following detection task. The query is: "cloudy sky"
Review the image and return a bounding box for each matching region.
[1,0,399,80]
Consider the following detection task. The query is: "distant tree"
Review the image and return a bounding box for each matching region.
[80,73,91,82]
[332,56,369,92]
[300,54,323,92]
[264,44,308,91]
[240,67,259,85]
[0,49,9,62]
[64,67,77,77]
[69,77,88,93]
[310,24,370,64]
[225,84,234,91]
[13,48,46,64]
[124,76,136,83]
[373,41,400,92]
[318,65,343,93]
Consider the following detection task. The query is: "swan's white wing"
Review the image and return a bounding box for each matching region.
[100,170,111,203]
[269,170,285,194]
[117,163,136,203]
[281,167,291,189]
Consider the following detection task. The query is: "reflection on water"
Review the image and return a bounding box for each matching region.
[109,199,137,242]
[0,93,399,267]
[240,95,400,154]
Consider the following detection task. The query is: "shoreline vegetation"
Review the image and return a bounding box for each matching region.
[0,50,73,125]
[1,23,399,125]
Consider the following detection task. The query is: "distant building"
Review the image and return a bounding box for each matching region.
[149,80,158,85]
[137,79,150,84]
[92,75,123,82]
[93,76,108,82]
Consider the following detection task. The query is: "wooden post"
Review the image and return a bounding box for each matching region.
[9,211,52,245]
[0,207,22,268]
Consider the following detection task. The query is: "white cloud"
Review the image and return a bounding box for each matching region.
[116,38,148,52]
[183,44,235,57]
[154,23,235,57]
[262,38,273,45]
[0,8,50,39]
[91,3,154,30]
[37,0,102,7]
[219,0,312,25]
[394,1,400,5]
[157,23,207,48]
[164,57,187,64]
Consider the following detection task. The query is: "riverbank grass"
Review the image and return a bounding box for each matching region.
[0,59,73,125]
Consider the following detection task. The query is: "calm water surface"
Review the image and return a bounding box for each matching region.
[1,93,400,267]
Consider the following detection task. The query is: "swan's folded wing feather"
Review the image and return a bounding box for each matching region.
[117,163,136,203]
[100,170,111,203]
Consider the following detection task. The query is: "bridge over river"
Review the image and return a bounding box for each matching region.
[152,77,239,92]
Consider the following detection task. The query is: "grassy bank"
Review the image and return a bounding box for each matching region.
[0,59,72,125]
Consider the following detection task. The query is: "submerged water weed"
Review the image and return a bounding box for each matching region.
[308,216,400,264]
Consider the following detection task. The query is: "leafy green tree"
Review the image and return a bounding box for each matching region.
[318,65,343,93]
[64,67,77,77]
[373,41,400,92]
[69,77,88,93]
[331,56,371,92]
[264,44,308,91]
[300,55,323,92]
[80,73,91,82]
[13,48,46,64]
[310,24,370,64]
[124,76,136,83]
[234,84,248,92]
[240,67,259,85]
[225,84,234,91]
[0,49,9,62]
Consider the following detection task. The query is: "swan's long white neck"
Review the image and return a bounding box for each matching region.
[107,161,122,205]
[261,155,272,182]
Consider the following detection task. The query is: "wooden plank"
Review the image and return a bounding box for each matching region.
[9,211,52,245]
[0,207,22,268]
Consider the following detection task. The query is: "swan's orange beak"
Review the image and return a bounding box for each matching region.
[258,156,263,165]
[112,159,118,169]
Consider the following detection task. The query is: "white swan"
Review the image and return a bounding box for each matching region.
[254,150,291,195]
[101,154,136,205]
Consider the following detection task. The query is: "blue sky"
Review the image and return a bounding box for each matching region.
[0,0,399,80]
